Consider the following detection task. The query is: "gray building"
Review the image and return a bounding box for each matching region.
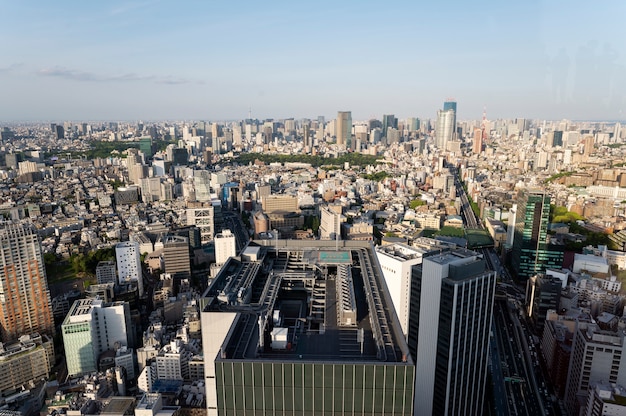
[201,240,414,415]
[409,249,497,415]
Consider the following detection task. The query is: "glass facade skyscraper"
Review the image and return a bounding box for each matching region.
[511,190,565,280]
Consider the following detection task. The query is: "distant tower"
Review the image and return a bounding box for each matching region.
[0,224,54,341]
[443,99,457,128]
[472,127,483,154]
[336,111,352,148]
[435,109,455,149]
[481,106,489,140]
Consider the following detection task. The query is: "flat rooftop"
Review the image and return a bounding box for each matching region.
[202,240,411,364]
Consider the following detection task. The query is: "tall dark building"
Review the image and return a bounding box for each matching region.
[382,114,397,138]
[52,124,64,140]
[409,249,496,415]
[552,130,563,147]
[526,274,562,332]
[511,190,565,280]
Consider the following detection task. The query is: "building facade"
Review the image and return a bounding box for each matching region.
[0,224,54,342]
[62,299,132,377]
[214,230,236,266]
[115,241,144,296]
[511,190,564,280]
[336,111,352,148]
[409,249,496,415]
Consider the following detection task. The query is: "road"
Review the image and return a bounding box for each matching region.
[454,169,554,415]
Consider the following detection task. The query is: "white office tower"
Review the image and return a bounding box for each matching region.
[319,205,342,240]
[375,240,447,338]
[214,229,236,266]
[410,249,496,415]
[62,299,132,377]
[435,109,455,150]
[115,241,144,296]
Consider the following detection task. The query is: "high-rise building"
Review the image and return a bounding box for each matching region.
[319,205,342,240]
[214,230,236,266]
[435,109,455,150]
[115,241,144,296]
[382,114,397,138]
[409,248,496,415]
[162,235,190,279]
[62,299,132,377]
[336,111,352,148]
[472,127,483,154]
[564,323,626,415]
[511,190,565,280]
[443,99,457,134]
[0,224,54,342]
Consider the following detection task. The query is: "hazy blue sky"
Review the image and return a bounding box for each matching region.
[1,0,625,121]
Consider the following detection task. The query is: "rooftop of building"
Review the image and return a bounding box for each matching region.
[201,239,411,365]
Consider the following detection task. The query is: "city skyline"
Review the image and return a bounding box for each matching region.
[1,1,625,121]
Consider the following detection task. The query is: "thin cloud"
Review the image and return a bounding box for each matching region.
[38,66,201,85]
[0,63,23,73]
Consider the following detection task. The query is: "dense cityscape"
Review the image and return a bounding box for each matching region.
[0,104,625,415]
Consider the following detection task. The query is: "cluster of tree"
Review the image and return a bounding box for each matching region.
[68,247,116,275]
[303,215,320,233]
[550,205,584,223]
[409,197,425,209]
[544,171,574,184]
[52,139,175,159]
[435,226,465,238]
[233,152,380,168]
[362,171,389,181]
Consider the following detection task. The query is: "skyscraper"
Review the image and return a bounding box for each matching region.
[0,223,54,342]
[336,111,352,148]
[381,114,397,138]
[443,99,457,137]
[472,127,483,154]
[511,190,565,280]
[409,248,496,415]
[435,109,455,149]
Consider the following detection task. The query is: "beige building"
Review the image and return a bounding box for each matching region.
[0,333,53,394]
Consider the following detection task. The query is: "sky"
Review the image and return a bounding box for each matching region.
[0,0,625,122]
